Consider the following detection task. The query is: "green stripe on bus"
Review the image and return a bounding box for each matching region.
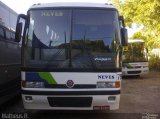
[38,72,57,84]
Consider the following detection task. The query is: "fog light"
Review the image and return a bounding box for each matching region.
[25,96,32,101]
[108,96,116,101]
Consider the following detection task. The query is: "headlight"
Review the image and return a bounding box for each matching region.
[22,81,45,88]
[96,81,120,88]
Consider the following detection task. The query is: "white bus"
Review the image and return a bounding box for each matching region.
[122,39,148,76]
[16,2,128,110]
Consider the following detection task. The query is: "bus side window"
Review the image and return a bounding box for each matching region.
[10,31,15,41]
[0,27,4,38]
[5,30,11,40]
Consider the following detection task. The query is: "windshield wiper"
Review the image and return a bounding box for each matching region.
[44,31,70,69]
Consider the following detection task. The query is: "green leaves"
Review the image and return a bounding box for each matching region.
[113,0,160,49]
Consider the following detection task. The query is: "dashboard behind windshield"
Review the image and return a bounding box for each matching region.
[123,42,148,62]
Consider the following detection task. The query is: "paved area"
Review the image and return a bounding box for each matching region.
[115,71,160,113]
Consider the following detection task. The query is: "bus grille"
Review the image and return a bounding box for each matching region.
[127,71,141,74]
[127,66,141,69]
[47,97,92,107]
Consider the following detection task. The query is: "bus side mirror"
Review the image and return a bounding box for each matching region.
[121,28,128,46]
[146,48,148,53]
[15,23,22,42]
[146,48,149,61]
[15,14,27,42]
[119,16,128,46]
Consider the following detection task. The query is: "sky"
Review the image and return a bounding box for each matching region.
[1,0,137,37]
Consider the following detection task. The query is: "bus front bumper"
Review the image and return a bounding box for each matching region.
[122,68,148,76]
[22,90,120,110]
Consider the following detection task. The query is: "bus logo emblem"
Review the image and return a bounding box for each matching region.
[66,80,74,88]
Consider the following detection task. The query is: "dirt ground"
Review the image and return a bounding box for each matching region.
[114,71,160,113]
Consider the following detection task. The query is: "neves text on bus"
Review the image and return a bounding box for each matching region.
[16,2,128,110]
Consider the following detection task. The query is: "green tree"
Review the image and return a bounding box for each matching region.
[113,0,160,49]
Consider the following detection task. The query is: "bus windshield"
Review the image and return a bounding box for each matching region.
[123,41,148,62]
[25,9,121,70]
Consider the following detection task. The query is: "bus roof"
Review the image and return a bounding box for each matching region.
[128,39,144,43]
[29,2,116,10]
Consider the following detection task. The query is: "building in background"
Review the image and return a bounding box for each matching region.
[0,1,17,30]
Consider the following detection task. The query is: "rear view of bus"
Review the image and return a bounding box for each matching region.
[16,3,127,110]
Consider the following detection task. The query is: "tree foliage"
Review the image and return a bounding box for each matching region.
[113,0,160,49]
